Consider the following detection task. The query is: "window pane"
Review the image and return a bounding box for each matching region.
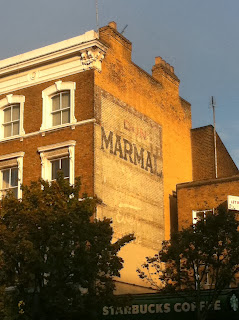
[12,105,20,121]
[13,122,20,135]
[197,212,205,221]
[52,112,61,126]
[61,158,69,178]
[11,168,18,187]
[51,160,60,180]
[62,92,70,109]
[4,107,11,123]
[2,170,10,189]
[52,95,60,111]
[62,109,70,124]
[12,187,18,198]
[4,124,12,138]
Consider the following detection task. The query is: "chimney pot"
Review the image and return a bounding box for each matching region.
[108,21,117,30]
[155,56,163,65]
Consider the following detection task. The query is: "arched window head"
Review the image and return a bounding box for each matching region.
[41,81,76,131]
[0,95,25,140]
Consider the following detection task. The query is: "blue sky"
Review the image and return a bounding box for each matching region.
[1,0,239,166]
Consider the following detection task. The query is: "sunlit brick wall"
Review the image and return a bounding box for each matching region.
[191,126,238,181]
[97,24,193,242]
[177,176,239,229]
[0,71,95,194]
[94,90,163,289]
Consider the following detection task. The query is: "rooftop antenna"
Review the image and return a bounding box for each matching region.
[211,96,218,178]
[95,0,99,34]
[121,24,128,35]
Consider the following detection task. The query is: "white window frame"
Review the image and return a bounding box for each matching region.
[192,209,214,225]
[50,157,70,182]
[41,81,76,131]
[38,141,76,185]
[0,151,25,199]
[0,95,25,140]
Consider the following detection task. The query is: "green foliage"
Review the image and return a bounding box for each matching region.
[0,174,134,320]
[137,206,239,320]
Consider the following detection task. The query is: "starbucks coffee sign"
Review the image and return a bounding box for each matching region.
[101,290,239,320]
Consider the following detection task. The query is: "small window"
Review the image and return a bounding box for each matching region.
[51,91,70,126]
[38,141,76,185]
[51,157,69,181]
[1,167,18,198]
[0,152,24,199]
[192,209,214,225]
[41,81,76,131]
[3,104,20,138]
[0,95,25,140]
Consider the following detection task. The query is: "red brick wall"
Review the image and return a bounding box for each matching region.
[0,71,95,195]
[0,71,94,134]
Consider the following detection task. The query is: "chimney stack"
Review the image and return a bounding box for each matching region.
[152,56,179,85]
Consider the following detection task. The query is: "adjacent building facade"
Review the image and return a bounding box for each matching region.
[0,22,237,294]
[177,125,238,229]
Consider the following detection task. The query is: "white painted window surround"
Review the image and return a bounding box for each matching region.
[38,141,76,185]
[41,81,76,131]
[192,209,214,225]
[0,151,25,199]
[0,95,25,140]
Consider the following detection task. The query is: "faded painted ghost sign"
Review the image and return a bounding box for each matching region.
[95,92,164,251]
[101,126,162,177]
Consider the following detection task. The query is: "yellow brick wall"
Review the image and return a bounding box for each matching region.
[96,24,193,241]
[94,90,163,288]
[93,24,193,291]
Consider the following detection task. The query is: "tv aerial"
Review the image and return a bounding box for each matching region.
[121,25,128,35]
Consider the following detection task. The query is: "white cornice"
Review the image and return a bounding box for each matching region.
[0,31,103,73]
[0,34,107,94]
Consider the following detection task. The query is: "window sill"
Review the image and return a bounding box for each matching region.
[40,122,77,135]
[0,118,96,143]
[0,134,24,143]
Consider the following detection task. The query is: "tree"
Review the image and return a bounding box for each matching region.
[137,206,239,320]
[0,174,134,320]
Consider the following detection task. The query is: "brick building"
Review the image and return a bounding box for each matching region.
[177,125,238,229]
[0,22,237,294]
[191,125,238,181]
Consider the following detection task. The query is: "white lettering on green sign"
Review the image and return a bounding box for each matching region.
[102,301,221,316]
